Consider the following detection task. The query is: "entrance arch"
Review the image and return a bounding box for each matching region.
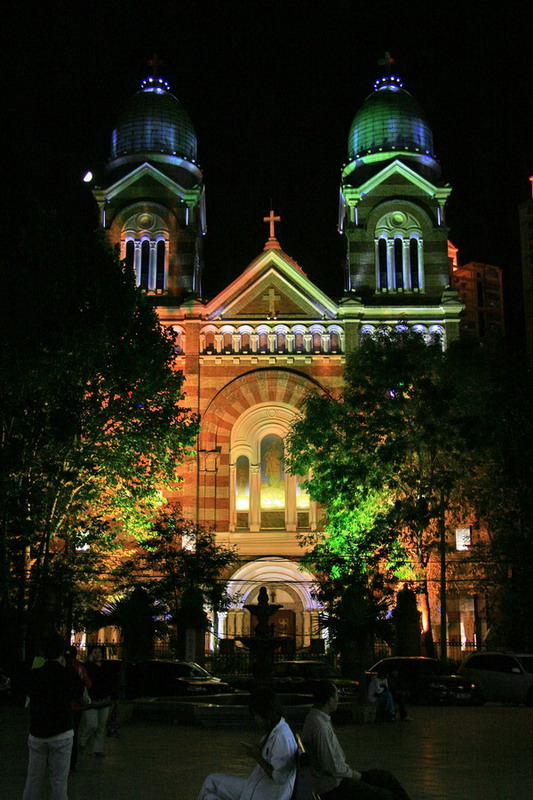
[218,557,322,651]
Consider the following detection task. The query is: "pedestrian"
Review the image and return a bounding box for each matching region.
[63,645,91,772]
[302,680,412,800]
[198,686,297,800]
[367,673,395,722]
[22,632,82,800]
[79,646,113,756]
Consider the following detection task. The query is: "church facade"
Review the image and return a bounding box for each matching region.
[94,69,481,654]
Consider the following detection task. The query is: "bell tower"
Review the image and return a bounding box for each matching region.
[338,62,463,346]
[93,65,205,298]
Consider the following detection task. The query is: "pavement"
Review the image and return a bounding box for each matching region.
[1,702,532,800]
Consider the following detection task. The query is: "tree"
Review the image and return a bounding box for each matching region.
[112,502,238,661]
[459,347,533,650]
[287,330,483,657]
[0,186,199,661]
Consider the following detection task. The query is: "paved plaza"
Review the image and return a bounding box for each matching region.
[1,703,532,800]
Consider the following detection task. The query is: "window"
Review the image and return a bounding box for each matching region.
[230,406,315,533]
[121,210,169,291]
[375,211,424,291]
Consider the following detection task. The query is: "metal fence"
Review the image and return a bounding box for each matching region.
[82,639,481,674]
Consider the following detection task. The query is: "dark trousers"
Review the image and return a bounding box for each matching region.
[320,769,412,800]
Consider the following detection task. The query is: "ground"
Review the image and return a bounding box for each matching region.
[2,704,531,799]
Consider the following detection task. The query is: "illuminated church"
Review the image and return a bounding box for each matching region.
[93,66,481,654]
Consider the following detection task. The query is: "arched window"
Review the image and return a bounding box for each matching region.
[223,332,233,351]
[261,434,285,529]
[235,456,250,512]
[156,240,166,291]
[258,332,268,352]
[240,332,251,352]
[378,238,388,289]
[204,330,216,353]
[294,332,305,352]
[375,211,424,291]
[409,238,419,289]
[121,210,169,292]
[311,332,322,353]
[140,240,150,290]
[276,332,286,352]
[394,238,404,289]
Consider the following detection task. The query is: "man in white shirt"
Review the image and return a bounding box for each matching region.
[302,681,412,800]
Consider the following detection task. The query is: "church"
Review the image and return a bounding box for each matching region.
[92,64,483,655]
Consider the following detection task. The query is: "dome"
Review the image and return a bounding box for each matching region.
[346,76,440,179]
[110,76,197,163]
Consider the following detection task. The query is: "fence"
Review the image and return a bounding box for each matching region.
[82,639,481,674]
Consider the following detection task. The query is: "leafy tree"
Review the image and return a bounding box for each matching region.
[460,348,533,650]
[0,187,199,661]
[287,330,483,657]
[113,502,238,660]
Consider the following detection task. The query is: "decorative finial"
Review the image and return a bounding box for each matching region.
[263,208,281,250]
[378,51,396,74]
[147,53,163,77]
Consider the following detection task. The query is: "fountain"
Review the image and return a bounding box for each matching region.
[238,585,286,680]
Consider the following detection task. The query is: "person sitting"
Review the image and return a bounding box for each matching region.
[366,673,395,722]
[198,686,297,800]
[302,680,412,800]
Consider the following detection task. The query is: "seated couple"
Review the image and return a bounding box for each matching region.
[198,682,412,800]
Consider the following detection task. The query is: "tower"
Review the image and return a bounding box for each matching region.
[93,71,206,297]
[339,71,463,345]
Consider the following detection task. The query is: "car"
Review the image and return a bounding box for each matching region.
[458,652,533,705]
[128,660,235,698]
[269,660,359,696]
[368,656,479,705]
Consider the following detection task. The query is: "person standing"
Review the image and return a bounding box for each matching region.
[22,632,82,800]
[302,681,412,800]
[79,646,113,756]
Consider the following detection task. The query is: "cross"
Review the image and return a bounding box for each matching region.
[378,51,396,74]
[263,209,280,240]
[263,287,281,317]
[148,53,163,77]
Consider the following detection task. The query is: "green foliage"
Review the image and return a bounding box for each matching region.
[287,329,486,655]
[0,189,199,656]
[113,502,238,642]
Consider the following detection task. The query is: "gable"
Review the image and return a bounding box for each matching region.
[205,249,338,320]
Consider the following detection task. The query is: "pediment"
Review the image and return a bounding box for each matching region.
[102,163,189,201]
[204,247,338,320]
[348,160,451,202]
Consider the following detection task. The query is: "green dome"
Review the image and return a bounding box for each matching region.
[347,76,439,177]
[110,76,197,163]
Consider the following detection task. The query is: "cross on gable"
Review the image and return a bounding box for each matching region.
[263,287,281,318]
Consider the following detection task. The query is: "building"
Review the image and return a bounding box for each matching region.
[448,244,505,340]
[93,67,484,654]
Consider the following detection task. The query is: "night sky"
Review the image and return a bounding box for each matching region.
[7,1,533,342]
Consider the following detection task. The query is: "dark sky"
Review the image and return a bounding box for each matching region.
[7,1,533,341]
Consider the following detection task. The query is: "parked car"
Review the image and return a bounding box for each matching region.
[127,660,235,698]
[368,656,479,705]
[458,652,533,705]
[270,660,359,696]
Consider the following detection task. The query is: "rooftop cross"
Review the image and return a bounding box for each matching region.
[263,209,281,250]
[378,51,396,75]
[147,53,164,77]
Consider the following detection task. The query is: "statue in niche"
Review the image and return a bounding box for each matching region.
[265,440,283,487]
